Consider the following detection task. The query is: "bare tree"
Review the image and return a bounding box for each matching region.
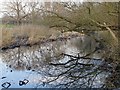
[3,0,31,25]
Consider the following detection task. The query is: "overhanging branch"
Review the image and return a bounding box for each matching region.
[90,18,118,42]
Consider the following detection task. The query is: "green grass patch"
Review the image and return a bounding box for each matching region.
[0,24,15,28]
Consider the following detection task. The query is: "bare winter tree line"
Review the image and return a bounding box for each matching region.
[2,1,119,49]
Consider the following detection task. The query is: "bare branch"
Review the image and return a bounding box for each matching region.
[90,19,118,42]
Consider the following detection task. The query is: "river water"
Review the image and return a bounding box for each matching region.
[0,35,110,89]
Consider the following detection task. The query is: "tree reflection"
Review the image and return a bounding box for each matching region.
[1,40,65,71]
[41,50,114,88]
[1,37,119,88]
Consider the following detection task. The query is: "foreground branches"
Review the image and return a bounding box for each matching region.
[42,49,116,88]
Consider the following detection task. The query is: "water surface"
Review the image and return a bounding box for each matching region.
[0,36,109,88]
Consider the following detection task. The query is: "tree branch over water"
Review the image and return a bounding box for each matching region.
[90,18,118,42]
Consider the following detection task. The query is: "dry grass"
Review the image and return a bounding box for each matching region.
[0,24,61,47]
[0,29,2,47]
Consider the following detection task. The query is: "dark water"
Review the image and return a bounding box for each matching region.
[0,35,110,89]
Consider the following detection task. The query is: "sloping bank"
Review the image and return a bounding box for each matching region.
[1,31,83,50]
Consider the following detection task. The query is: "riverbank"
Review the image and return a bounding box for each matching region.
[0,25,61,48]
[1,31,83,50]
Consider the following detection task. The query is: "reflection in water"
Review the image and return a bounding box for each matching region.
[0,36,114,88]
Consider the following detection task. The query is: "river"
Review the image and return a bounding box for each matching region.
[0,35,111,89]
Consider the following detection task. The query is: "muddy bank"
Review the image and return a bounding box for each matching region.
[1,32,83,50]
